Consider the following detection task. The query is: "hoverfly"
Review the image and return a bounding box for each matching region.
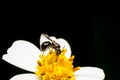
[40,33,61,55]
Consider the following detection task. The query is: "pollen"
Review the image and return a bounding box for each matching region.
[35,48,80,80]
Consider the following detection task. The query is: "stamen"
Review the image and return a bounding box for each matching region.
[35,48,80,80]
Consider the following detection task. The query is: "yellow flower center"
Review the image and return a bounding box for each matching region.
[35,48,80,80]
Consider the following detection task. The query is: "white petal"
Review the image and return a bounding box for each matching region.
[56,38,71,58]
[2,40,41,72]
[40,34,71,57]
[10,73,41,80]
[76,76,102,80]
[74,67,105,80]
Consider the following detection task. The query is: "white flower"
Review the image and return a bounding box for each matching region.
[2,34,105,80]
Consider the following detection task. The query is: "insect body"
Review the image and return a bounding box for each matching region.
[40,34,61,55]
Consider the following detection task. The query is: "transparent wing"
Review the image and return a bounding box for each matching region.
[40,34,50,49]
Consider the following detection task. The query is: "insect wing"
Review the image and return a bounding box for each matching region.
[40,34,57,49]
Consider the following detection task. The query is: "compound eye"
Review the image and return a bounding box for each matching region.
[40,41,51,51]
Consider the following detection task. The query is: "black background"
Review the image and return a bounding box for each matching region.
[0,12,119,80]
